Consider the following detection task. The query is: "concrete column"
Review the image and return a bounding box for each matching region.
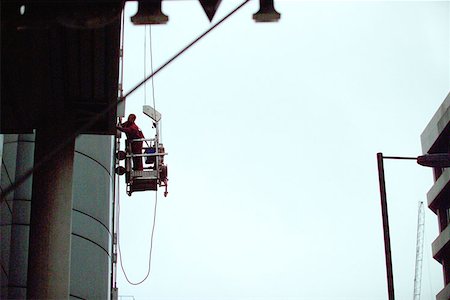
[27,120,75,299]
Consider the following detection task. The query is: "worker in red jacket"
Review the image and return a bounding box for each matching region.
[117,114,145,170]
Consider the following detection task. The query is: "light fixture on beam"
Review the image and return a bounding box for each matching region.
[417,153,450,168]
[131,0,168,25]
[253,0,280,22]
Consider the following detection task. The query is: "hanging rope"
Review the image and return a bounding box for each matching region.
[0,0,251,201]
[116,22,160,286]
[117,184,159,285]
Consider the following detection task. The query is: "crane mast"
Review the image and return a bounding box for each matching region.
[413,201,425,300]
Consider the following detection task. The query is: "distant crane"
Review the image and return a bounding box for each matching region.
[413,201,425,300]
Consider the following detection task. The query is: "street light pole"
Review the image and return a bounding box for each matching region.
[377,152,395,300]
[376,151,449,300]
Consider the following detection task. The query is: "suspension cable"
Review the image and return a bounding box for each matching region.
[0,0,251,201]
[144,25,147,105]
[149,25,162,142]
[149,25,156,111]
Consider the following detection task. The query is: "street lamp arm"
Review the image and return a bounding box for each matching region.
[383,156,417,160]
[380,153,450,168]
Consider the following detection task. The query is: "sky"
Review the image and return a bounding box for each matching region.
[115,1,450,299]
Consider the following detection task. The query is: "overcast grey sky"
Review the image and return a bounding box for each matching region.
[116,1,450,299]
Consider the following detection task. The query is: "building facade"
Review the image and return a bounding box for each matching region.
[1,3,121,297]
[421,92,450,300]
[0,134,115,299]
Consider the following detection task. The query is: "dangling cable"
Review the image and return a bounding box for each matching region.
[147,24,163,191]
[117,25,159,285]
[117,190,159,285]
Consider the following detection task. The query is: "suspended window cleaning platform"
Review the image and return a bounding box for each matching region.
[116,105,168,196]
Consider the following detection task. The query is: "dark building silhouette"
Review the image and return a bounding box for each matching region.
[421,92,450,300]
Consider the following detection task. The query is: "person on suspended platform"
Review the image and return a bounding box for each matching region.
[117,114,145,171]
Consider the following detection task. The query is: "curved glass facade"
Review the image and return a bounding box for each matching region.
[0,134,114,300]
